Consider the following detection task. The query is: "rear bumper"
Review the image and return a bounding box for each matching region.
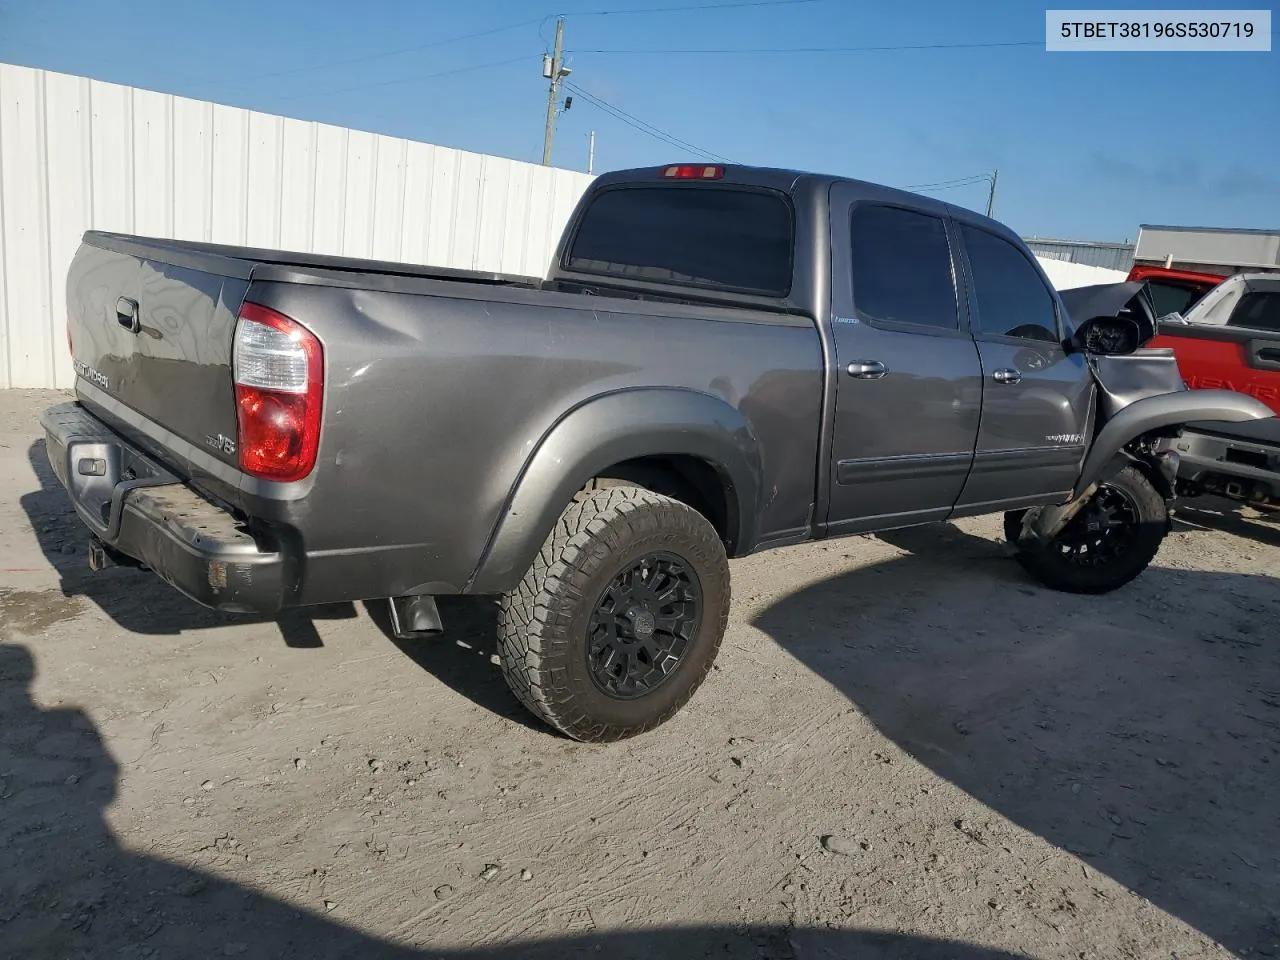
[41,401,286,614]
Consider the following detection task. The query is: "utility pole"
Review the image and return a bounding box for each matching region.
[985,169,999,218]
[587,130,595,174]
[541,17,567,166]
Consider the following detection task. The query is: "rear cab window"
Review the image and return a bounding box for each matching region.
[564,186,795,298]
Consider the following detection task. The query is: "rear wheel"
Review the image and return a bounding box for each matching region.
[497,484,731,742]
[1004,465,1167,594]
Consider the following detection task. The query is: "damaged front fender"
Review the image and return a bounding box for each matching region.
[1073,389,1274,499]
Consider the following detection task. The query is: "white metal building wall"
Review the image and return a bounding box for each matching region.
[1,61,1137,390]
[0,63,596,389]
[1034,258,1128,290]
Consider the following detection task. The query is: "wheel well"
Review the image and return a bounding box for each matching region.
[585,456,739,553]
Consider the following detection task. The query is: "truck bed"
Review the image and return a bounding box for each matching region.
[83,230,545,288]
[63,229,824,608]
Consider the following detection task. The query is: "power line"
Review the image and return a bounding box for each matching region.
[563,81,732,163]
[188,20,544,89]
[905,174,991,191]
[568,40,1039,54]
[197,2,829,90]
[568,0,824,13]
[564,83,730,161]
[903,170,1000,217]
[269,56,532,103]
[909,181,987,194]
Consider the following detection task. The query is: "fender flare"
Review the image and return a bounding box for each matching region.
[1073,388,1274,498]
[466,388,763,594]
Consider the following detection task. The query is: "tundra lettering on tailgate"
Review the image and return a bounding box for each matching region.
[72,359,110,391]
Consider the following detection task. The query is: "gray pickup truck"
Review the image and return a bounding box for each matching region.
[44,162,1274,741]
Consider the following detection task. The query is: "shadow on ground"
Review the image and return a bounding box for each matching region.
[19,428,1280,954]
[21,436,543,725]
[1172,495,1280,549]
[19,438,538,721]
[20,440,358,647]
[367,596,549,733]
[0,641,1025,960]
[754,522,1280,958]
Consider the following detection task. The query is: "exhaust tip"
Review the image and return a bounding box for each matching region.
[387,595,444,640]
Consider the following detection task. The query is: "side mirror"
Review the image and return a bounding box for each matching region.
[1070,315,1143,356]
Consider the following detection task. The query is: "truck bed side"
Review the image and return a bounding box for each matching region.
[69,251,824,605]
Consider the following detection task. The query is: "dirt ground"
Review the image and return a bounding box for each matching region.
[2,388,1278,960]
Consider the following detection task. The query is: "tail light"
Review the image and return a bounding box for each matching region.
[232,302,323,483]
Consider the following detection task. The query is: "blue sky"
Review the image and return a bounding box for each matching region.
[2,0,1276,240]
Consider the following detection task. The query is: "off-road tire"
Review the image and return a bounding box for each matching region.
[1004,465,1168,595]
[497,485,731,742]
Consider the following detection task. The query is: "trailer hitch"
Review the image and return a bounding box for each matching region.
[87,536,141,572]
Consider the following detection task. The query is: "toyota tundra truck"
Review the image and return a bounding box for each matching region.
[42,162,1274,741]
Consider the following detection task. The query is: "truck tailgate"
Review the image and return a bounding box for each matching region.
[66,237,250,474]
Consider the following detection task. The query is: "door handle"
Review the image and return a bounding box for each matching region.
[846,360,887,379]
[992,368,1022,385]
[116,297,140,334]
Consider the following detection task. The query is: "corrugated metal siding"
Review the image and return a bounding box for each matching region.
[1024,238,1135,272]
[0,63,596,389]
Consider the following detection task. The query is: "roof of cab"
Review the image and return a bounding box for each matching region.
[588,162,1014,240]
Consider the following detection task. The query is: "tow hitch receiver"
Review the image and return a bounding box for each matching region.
[87,536,140,572]
[87,538,110,572]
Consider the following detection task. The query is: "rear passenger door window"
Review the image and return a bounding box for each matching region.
[850,205,958,330]
[959,224,1060,344]
[1228,292,1280,332]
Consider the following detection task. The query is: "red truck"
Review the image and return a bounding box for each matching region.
[1145,270,1280,414]
[1127,263,1225,325]
[1140,270,1280,506]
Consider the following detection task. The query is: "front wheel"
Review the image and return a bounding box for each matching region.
[497,484,731,742]
[1004,465,1168,595]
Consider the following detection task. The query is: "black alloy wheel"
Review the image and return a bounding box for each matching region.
[1050,483,1143,568]
[497,484,731,742]
[586,552,702,700]
[1004,464,1168,594]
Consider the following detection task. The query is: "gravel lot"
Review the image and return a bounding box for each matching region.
[2,388,1278,960]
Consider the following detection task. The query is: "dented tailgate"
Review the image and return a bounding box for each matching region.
[66,236,250,473]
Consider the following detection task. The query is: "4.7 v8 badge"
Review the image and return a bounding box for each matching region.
[205,433,236,455]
